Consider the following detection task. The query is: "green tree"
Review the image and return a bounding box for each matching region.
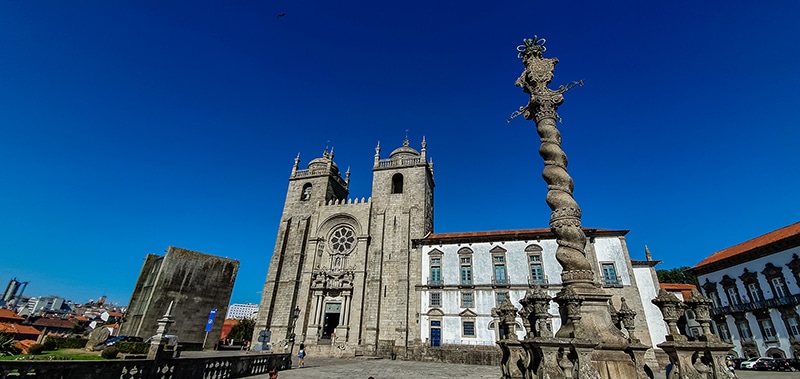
[228,318,255,342]
[0,332,20,356]
[657,266,697,285]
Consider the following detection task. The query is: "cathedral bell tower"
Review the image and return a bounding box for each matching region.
[362,137,434,356]
[254,148,349,351]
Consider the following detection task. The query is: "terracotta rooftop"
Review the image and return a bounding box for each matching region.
[417,227,628,245]
[660,283,697,301]
[692,221,800,273]
[0,309,25,322]
[0,322,42,336]
[31,317,75,329]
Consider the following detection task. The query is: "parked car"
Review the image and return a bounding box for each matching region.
[773,358,799,371]
[732,358,746,370]
[740,357,774,370]
[750,357,775,370]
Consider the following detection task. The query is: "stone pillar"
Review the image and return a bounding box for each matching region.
[147,301,175,360]
[494,300,526,379]
[513,36,638,379]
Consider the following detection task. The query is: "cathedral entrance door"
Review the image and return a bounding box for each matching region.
[321,303,341,339]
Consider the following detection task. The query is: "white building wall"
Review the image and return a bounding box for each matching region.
[696,246,800,358]
[633,266,667,347]
[419,235,654,348]
[594,238,631,286]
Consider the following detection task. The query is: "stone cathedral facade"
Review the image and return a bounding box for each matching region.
[253,138,664,363]
[252,138,433,358]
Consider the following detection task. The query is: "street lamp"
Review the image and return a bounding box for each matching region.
[289,306,300,357]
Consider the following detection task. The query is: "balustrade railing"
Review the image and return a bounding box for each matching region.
[376,157,424,168]
[0,352,290,379]
[710,293,800,317]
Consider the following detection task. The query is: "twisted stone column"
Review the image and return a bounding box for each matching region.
[515,37,593,285]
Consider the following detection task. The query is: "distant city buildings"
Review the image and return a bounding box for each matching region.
[1,278,29,309]
[690,221,800,359]
[17,296,69,317]
[120,246,239,350]
[227,303,258,319]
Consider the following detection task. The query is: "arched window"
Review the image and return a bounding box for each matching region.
[391,173,403,194]
[301,183,312,201]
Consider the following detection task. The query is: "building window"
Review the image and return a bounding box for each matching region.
[702,279,720,308]
[736,321,752,342]
[496,292,509,307]
[726,286,740,306]
[458,248,473,286]
[771,277,790,298]
[720,275,741,306]
[718,323,731,343]
[762,263,792,300]
[493,255,508,285]
[759,319,777,341]
[462,320,476,337]
[430,292,441,308]
[601,263,619,286]
[747,282,763,302]
[787,317,800,337]
[529,254,545,285]
[301,183,312,201]
[707,292,720,308]
[461,292,473,308]
[430,257,442,286]
[391,173,403,194]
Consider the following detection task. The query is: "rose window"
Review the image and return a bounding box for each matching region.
[330,226,356,253]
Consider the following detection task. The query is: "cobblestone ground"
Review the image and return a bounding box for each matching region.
[183,352,798,379]
[251,357,499,379]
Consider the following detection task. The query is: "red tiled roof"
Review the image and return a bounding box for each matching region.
[108,311,123,317]
[0,322,42,336]
[14,340,38,354]
[692,222,800,271]
[31,318,75,329]
[418,227,627,245]
[660,283,697,301]
[0,309,25,322]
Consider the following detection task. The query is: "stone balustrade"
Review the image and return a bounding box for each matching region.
[0,353,290,379]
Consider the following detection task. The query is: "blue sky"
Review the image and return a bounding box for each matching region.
[1,1,798,306]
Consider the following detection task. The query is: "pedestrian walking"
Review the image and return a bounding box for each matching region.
[726,358,738,378]
[298,343,306,368]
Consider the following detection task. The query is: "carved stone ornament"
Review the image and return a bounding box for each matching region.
[617,297,639,343]
[515,36,592,285]
[652,289,686,340]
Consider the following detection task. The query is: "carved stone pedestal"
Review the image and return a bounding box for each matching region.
[658,341,734,379]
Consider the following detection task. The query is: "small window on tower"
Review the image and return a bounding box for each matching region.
[301,183,312,201]
[391,173,403,194]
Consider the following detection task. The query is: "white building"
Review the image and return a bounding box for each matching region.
[227,303,259,319]
[690,222,800,359]
[415,228,667,361]
[18,296,66,316]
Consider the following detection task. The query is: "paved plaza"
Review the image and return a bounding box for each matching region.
[253,357,500,379]
[184,352,798,379]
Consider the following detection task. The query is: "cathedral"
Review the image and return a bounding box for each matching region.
[252,138,664,364]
